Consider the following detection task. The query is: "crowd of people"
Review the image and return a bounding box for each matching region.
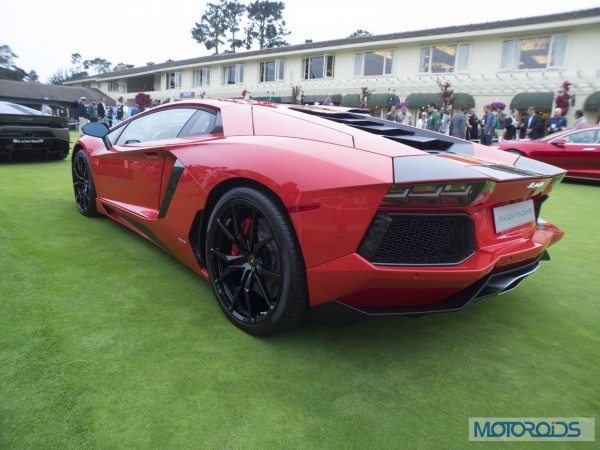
[74,96,177,134]
[386,102,590,146]
[75,96,127,134]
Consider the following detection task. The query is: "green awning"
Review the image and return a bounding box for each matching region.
[252,96,282,103]
[405,93,440,108]
[340,93,399,108]
[404,92,474,109]
[453,93,475,109]
[510,92,554,111]
[303,94,342,104]
[583,91,600,111]
[341,94,359,107]
[369,94,399,107]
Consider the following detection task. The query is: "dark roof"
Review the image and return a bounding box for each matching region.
[67,7,600,83]
[0,80,115,106]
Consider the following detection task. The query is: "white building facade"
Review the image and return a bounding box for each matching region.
[65,8,600,123]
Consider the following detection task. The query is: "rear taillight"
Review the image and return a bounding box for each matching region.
[382,180,496,206]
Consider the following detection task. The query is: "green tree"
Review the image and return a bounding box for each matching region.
[223,0,246,52]
[83,57,112,74]
[67,53,89,80]
[25,70,39,82]
[47,69,70,85]
[0,44,28,81]
[348,29,372,38]
[245,1,290,49]
[191,2,228,54]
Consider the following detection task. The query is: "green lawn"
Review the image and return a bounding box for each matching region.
[0,146,598,448]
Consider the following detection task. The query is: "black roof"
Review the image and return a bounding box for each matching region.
[68,7,600,83]
[0,80,115,106]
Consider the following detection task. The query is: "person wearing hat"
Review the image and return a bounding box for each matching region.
[76,97,89,135]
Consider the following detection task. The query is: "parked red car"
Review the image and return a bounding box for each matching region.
[496,125,600,181]
[73,100,565,335]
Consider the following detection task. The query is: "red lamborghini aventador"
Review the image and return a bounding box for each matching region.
[73,100,565,335]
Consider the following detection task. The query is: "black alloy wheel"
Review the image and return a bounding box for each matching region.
[206,187,308,335]
[72,150,99,217]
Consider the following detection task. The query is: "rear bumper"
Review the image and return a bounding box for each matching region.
[312,252,545,321]
[307,220,563,309]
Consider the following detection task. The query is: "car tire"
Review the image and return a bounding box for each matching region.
[205,186,309,335]
[72,150,99,217]
[506,150,525,156]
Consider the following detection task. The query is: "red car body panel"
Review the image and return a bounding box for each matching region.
[75,100,566,316]
[496,126,600,181]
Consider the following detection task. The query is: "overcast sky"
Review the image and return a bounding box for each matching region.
[2,0,599,81]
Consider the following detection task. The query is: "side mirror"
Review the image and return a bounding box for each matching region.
[81,122,109,138]
[81,122,111,149]
[551,138,566,147]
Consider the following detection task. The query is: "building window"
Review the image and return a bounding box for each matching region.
[166,72,182,89]
[501,35,567,70]
[419,44,470,73]
[223,64,244,84]
[193,68,211,87]
[108,81,119,92]
[302,55,335,79]
[259,60,285,82]
[354,50,394,76]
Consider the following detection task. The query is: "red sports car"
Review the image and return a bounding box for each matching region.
[496,125,600,181]
[73,100,565,335]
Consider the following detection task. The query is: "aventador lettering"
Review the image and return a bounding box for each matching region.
[496,206,534,223]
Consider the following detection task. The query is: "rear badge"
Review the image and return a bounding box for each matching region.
[527,181,545,189]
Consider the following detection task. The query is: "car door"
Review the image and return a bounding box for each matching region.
[530,129,600,175]
[93,107,198,215]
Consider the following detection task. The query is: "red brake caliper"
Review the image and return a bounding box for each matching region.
[231,218,252,256]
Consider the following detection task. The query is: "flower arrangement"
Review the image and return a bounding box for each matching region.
[490,101,506,110]
[437,79,454,108]
[555,81,572,116]
[291,85,303,104]
[134,92,152,111]
[359,87,373,109]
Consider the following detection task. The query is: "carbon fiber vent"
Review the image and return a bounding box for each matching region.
[358,213,476,265]
[289,107,459,153]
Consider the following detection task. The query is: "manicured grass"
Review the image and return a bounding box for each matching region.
[0,150,598,448]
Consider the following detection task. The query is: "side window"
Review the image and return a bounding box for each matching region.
[564,130,598,144]
[179,109,219,138]
[107,125,125,146]
[115,108,197,145]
